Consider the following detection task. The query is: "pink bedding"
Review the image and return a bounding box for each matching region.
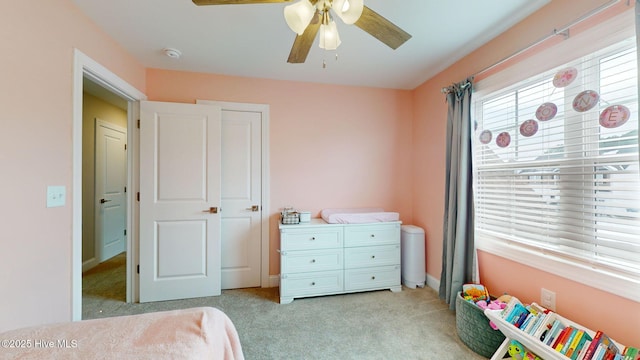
[0,307,244,359]
[321,208,400,224]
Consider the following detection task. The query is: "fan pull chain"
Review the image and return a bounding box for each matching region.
[322,52,339,69]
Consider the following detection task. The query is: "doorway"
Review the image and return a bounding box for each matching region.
[81,79,129,316]
[72,49,146,320]
[71,51,271,317]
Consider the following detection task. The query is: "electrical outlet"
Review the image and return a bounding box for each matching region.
[541,288,556,311]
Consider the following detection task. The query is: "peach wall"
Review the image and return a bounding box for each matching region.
[1,0,637,347]
[412,0,639,346]
[146,69,414,275]
[0,2,144,332]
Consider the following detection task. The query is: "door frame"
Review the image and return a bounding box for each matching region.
[72,49,146,320]
[196,100,271,288]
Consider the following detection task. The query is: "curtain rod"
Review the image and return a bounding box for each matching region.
[473,0,623,77]
[441,0,625,94]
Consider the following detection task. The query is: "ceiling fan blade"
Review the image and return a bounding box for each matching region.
[287,11,321,63]
[192,0,292,5]
[354,6,411,50]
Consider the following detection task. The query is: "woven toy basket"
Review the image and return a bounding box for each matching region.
[455,291,506,358]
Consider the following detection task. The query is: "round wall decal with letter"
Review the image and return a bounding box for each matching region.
[599,105,630,128]
[553,67,578,88]
[520,119,538,137]
[496,132,511,148]
[535,102,557,121]
[572,90,599,112]
[479,130,492,144]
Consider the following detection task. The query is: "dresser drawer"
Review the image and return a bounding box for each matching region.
[343,223,400,247]
[281,228,343,251]
[344,265,400,291]
[280,270,343,297]
[281,249,343,273]
[344,244,400,269]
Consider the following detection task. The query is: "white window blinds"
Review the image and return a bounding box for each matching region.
[472,11,640,300]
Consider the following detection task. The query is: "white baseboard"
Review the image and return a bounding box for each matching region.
[426,273,439,292]
[82,257,99,273]
[268,275,280,288]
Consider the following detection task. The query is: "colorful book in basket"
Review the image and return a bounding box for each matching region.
[567,330,592,360]
[501,296,523,319]
[562,328,583,356]
[509,304,530,327]
[533,312,558,342]
[519,312,534,330]
[583,331,604,360]
[527,311,550,336]
[592,344,607,360]
[622,346,639,360]
[583,331,620,360]
[544,319,566,346]
[519,302,546,331]
[558,327,580,354]
[576,340,593,360]
[552,326,574,352]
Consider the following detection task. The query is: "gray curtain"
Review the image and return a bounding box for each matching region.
[439,78,475,310]
[637,0,640,165]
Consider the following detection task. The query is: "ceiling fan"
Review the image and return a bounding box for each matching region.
[191,0,412,64]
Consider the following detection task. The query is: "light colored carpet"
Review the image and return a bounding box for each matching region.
[83,254,489,359]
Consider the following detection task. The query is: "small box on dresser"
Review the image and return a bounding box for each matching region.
[279,219,402,304]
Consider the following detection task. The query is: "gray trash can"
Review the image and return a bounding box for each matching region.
[400,225,425,288]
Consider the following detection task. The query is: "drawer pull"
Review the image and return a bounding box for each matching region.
[370,234,375,238]
[311,282,316,286]
[311,259,316,263]
[371,276,376,280]
[310,237,316,241]
[371,255,376,259]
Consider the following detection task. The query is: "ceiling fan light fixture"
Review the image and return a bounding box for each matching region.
[284,0,315,35]
[331,0,363,25]
[319,19,341,50]
[341,0,350,12]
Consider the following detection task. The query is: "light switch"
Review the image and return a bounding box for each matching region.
[47,186,66,208]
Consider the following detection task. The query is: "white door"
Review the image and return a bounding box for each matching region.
[220,110,262,289]
[139,101,222,302]
[197,100,264,289]
[95,119,127,262]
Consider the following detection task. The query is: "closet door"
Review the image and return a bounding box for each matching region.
[197,100,266,290]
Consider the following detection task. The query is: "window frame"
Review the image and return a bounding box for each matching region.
[472,10,640,302]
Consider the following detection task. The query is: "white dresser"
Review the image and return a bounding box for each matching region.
[279,219,402,304]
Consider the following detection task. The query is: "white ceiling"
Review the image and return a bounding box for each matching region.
[72,0,550,90]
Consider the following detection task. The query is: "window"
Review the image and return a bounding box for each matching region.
[472,23,640,301]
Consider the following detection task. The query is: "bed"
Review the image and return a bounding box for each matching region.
[0,307,244,359]
[320,207,400,224]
